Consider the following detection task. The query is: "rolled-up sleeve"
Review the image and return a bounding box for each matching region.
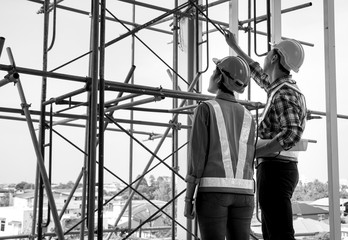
[249,61,270,91]
[274,90,305,150]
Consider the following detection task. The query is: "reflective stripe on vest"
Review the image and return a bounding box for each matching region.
[200,177,254,190]
[237,111,252,179]
[202,100,254,191]
[260,82,306,159]
[207,100,233,178]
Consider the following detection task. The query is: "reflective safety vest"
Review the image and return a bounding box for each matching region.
[199,100,256,195]
[259,82,306,160]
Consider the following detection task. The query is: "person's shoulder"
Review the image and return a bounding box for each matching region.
[196,101,211,112]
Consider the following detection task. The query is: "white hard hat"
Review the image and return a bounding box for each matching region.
[212,56,250,94]
[273,39,304,73]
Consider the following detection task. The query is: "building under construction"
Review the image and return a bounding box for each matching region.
[0,0,346,239]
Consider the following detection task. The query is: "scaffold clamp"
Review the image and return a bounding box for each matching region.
[0,71,19,87]
[170,120,182,130]
[20,102,32,110]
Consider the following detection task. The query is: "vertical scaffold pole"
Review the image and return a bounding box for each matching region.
[323,0,341,239]
[37,0,51,237]
[86,0,99,239]
[97,0,106,238]
[172,1,179,240]
[128,0,136,231]
[229,0,239,57]
[184,1,195,238]
[0,37,4,59]
[5,47,65,240]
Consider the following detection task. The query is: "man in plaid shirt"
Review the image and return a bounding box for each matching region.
[224,30,306,240]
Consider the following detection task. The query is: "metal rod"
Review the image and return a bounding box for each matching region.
[0,73,19,87]
[106,116,191,129]
[0,106,194,129]
[172,1,179,238]
[307,110,348,120]
[0,37,5,59]
[105,93,140,107]
[203,0,230,10]
[43,105,54,229]
[43,72,139,128]
[104,79,262,109]
[239,2,312,25]
[59,170,84,219]
[247,0,252,100]
[0,64,89,83]
[253,0,268,57]
[123,106,194,114]
[0,63,262,109]
[128,5,136,230]
[43,86,88,105]
[86,0,99,238]
[323,1,341,238]
[97,0,106,237]
[9,70,65,239]
[63,143,191,237]
[105,95,164,113]
[105,73,201,239]
[123,189,186,239]
[117,0,172,12]
[28,0,172,35]
[105,6,196,91]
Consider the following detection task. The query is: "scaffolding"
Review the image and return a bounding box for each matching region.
[0,0,345,239]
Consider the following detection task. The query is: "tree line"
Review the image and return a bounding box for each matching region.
[2,175,172,203]
[292,179,348,201]
[4,178,348,204]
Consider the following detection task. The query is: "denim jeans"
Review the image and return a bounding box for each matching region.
[195,192,254,240]
[257,161,299,240]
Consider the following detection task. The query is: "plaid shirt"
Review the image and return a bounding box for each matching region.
[250,62,306,150]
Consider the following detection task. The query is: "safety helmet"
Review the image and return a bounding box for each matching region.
[213,56,250,94]
[273,39,304,73]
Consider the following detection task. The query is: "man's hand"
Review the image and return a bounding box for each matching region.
[184,199,195,219]
[223,29,254,65]
[224,29,238,49]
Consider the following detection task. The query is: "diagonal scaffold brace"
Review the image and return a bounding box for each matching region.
[0,47,65,240]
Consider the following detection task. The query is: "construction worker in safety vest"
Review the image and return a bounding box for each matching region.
[184,55,257,240]
[224,29,307,240]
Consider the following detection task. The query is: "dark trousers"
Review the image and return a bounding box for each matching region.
[195,192,254,240]
[256,161,299,240]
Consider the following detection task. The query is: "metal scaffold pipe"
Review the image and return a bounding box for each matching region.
[239,2,312,25]
[4,47,65,240]
[0,64,89,83]
[105,72,201,239]
[0,37,5,59]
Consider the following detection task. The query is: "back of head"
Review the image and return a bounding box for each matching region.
[273,39,305,73]
[213,56,250,94]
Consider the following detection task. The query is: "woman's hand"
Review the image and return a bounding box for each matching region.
[184,199,195,219]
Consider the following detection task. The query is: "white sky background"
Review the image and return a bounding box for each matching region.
[0,0,347,185]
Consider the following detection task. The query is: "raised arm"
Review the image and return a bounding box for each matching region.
[224,30,254,65]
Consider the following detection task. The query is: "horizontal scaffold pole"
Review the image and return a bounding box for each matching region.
[239,2,312,25]
[0,64,89,83]
[0,64,262,109]
[28,0,172,35]
[104,80,262,110]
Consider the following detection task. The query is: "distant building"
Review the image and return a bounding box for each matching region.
[0,189,13,206]
[0,206,34,237]
[0,189,80,236]
[310,197,348,216]
[0,183,171,238]
[292,201,329,221]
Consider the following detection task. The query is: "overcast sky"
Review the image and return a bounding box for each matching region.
[0,0,347,185]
